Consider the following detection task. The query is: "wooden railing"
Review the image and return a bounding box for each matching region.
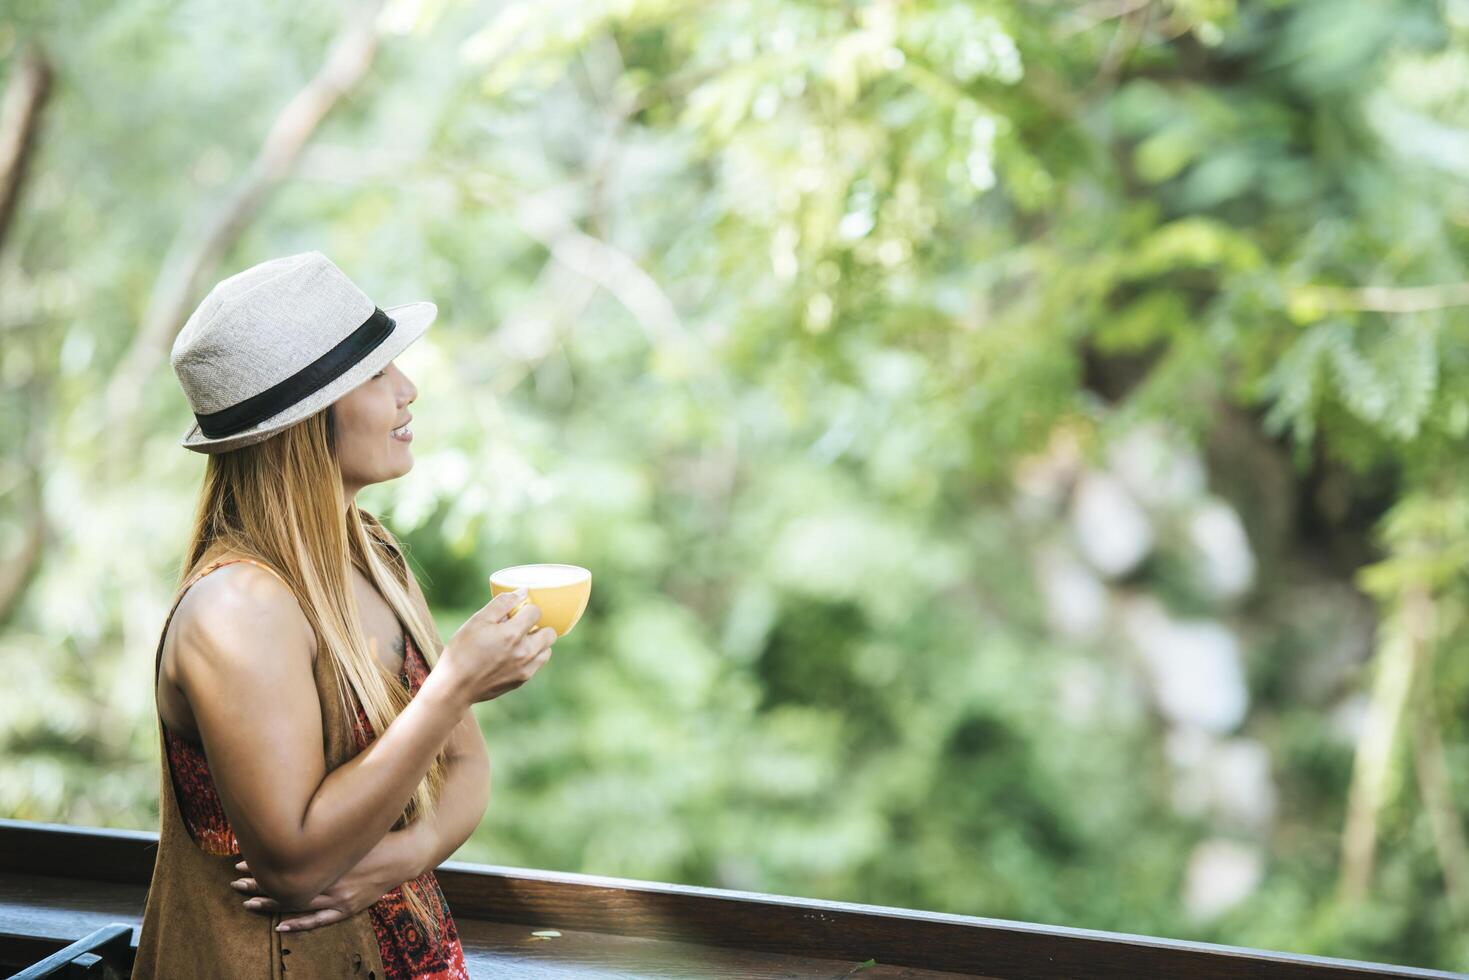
[1,818,1463,979]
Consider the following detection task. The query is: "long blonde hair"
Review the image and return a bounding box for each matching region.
[174,403,449,940]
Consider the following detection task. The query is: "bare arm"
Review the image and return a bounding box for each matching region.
[400,562,492,874]
[175,565,473,908]
[399,744,490,876]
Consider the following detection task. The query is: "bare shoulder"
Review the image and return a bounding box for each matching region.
[173,561,317,666]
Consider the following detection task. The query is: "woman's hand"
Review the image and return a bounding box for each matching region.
[436,587,557,707]
[231,822,431,932]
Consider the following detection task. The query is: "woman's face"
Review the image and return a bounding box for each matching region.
[333,359,417,501]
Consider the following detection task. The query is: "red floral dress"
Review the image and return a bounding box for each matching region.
[163,626,471,979]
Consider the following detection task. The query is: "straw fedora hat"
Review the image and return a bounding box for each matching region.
[171,250,436,454]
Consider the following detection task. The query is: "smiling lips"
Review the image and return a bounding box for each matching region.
[390,418,413,442]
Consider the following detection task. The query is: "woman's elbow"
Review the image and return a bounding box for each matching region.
[243,847,320,911]
[252,864,317,910]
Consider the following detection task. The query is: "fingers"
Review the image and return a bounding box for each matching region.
[504,600,543,635]
[516,624,556,657]
[487,588,529,622]
[500,626,554,687]
[229,876,262,895]
[524,630,557,671]
[242,892,336,915]
[278,907,348,932]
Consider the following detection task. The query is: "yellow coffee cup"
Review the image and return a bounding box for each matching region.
[489,564,592,637]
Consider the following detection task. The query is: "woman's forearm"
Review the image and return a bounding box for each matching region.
[411,745,491,875]
[284,669,469,903]
[305,750,488,899]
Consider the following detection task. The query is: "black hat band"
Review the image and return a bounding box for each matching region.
[195,307,396,439]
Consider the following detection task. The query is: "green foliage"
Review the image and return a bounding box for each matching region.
[3,0,1469,971]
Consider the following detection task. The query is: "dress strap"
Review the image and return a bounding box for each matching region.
[184,557,290,592]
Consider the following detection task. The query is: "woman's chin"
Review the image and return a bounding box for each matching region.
[384,446,413,474]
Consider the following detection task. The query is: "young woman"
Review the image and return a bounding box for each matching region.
[133,252,558,979]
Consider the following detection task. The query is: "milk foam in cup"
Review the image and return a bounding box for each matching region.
[489,564,592,637]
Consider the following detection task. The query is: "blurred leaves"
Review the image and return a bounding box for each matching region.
[3,0,1469,972]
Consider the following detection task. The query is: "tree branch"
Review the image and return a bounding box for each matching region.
[1338,582,1432,905]
[100,0,387,470]
[1411,644,1469,913]
[1054,0,1154,41]
[1297,282,1469,315]
[0,43,54,626]
[0,401,48,627]
[0,42,52,253]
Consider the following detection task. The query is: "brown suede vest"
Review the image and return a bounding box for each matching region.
[133,558,389,979]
